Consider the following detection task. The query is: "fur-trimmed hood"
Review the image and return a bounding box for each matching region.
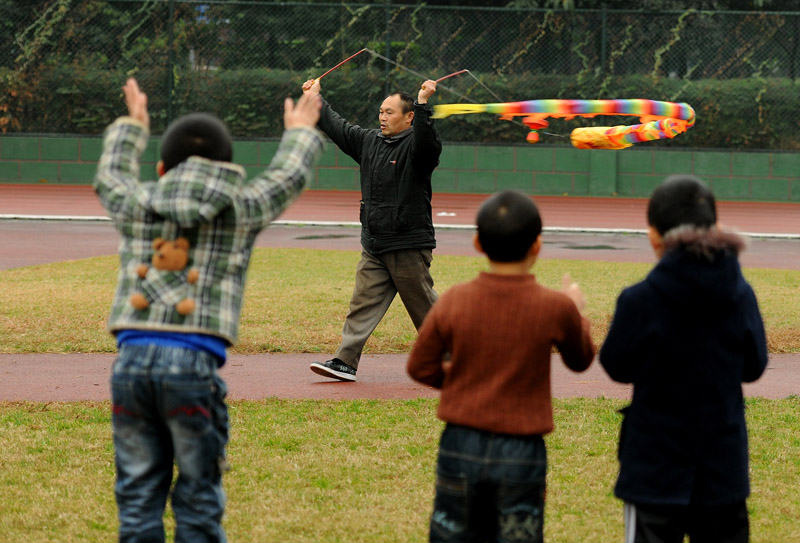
[662,225,747,260]
[649,226,750,309]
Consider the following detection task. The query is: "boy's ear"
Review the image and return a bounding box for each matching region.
[530,235,542,257]
[472,233,485,255]
[156,160,166,177]
[647,226,665,257]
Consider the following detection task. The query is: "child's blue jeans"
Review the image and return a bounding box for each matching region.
[430,424,547,543]
[111,343,229,543]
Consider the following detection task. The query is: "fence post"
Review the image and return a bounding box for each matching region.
[600,4,608,76]
[384,0,391,96]
[167,0,176,127]
[793,13,798,81]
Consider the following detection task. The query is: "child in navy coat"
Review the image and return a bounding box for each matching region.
[600,175,768,543]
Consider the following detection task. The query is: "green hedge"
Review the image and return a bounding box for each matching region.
[2,66,799,150]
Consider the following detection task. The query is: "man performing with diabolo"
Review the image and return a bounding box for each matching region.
[302,76,442,382]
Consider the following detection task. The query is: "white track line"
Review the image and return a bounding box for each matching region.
[1,214,798,240]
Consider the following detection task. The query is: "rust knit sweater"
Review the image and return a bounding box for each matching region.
[407,271,595,435]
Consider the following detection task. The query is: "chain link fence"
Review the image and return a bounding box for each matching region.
[2,1,800,148]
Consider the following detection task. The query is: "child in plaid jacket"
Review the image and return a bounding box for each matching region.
[94,79,323,543]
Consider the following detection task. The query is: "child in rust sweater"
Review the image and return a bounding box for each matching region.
[407,189,595,543]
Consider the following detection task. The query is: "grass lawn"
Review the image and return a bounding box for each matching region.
[1,248,798,541]
[1,398,798,543]
[1,247,798,353]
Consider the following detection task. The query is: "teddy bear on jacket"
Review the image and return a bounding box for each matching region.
[129,237,198,316]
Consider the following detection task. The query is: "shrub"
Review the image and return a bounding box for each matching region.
[2,65,799,150]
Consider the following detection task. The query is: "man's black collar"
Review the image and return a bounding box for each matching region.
[379,127,413,142]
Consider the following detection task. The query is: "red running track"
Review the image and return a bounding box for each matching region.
[2,184,800,235]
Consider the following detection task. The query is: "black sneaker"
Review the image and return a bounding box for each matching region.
[310,358,357,382]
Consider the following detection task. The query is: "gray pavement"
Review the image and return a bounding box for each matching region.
[3,219,800,270]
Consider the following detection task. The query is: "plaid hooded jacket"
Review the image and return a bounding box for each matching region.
[94,116,324,345]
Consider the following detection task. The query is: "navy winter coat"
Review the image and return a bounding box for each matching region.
[600,228,768,506]
[317,99,442,255]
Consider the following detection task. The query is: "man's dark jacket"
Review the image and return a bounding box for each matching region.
[317,99,442,255]
[599,228,768,506]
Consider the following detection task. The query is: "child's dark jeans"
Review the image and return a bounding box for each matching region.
[623,501,749,543]
[111,343,229,543]
[430,424,547,543]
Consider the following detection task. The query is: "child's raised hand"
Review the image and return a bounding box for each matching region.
[122,78,149,129]
[561,273,586,311]
[284,92,321,130]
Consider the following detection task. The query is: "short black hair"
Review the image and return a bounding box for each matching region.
[647,175,717,235]
[477,190,543,262]
[385,91,414,114]
[160,113,233,173]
